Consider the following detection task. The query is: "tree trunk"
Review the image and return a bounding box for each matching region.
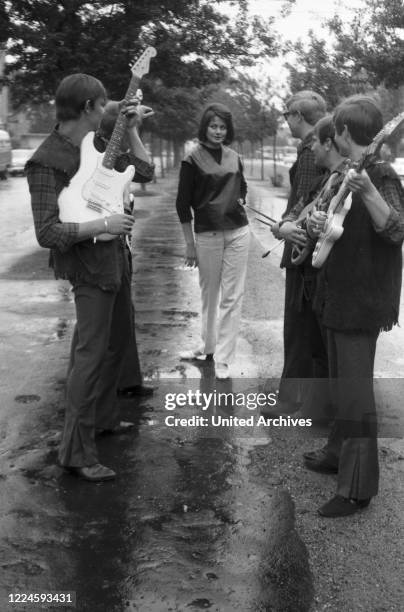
[250,141,254,175]
[149,132,157,183]
[260,138,264,181]
[173,140,183,168]
[159,137,165,178]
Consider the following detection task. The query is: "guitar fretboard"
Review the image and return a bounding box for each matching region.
[102,77,140,170]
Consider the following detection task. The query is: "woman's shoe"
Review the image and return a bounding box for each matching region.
[180,349,213,361]
[215,363,230,379]
[318,495,371,517]
[67,463,116,482]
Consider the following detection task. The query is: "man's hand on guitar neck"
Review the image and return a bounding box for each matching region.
[104,96,154,130]
[346,168,390,230]
[121,97,154,129]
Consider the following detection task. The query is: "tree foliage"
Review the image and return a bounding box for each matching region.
[4,0,278,107]
[285,0,404,110]
[329,0,404,89]
[286,33,354,109]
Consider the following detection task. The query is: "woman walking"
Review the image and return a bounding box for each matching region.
[176,103,250,379]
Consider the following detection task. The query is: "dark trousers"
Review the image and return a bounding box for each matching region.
[279,267,327,404]
[58,268,132,468]
[324,328,379,500]
[118,302,142,388]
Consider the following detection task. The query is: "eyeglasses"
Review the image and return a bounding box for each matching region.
[283,110,299,121]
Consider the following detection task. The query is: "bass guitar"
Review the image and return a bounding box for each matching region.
[58,46,156,240]
[312,111,404,268]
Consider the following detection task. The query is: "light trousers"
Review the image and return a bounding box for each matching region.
[195,225,250,365]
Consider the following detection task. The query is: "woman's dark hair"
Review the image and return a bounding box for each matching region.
[55,73,106,122]
[333,95,383,146]
[198,103,234,145]
[314,115,336,145]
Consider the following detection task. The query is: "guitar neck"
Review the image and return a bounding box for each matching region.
[102,75,140,170]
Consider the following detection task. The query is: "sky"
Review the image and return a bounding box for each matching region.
[238,0,365,101]
[248,0,364,38]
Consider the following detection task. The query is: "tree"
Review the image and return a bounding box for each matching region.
[4,0,278,107]
[329,0,404,89]
[285,33,354,109]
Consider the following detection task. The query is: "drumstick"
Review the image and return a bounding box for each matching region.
[255,217,273,227]
[262,240,284,258]
[246,205,277,224]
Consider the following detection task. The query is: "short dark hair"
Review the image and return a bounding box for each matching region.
[333,95,383,146]
[55,73,106,122]
[98,101,120,138]
[198,103,234,145]
[286,90,327,125]
[314,115,336,145]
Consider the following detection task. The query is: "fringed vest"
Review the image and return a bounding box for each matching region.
[314,161,404,332]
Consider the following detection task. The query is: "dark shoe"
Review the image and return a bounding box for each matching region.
[117,384,155,398]
[97,421,135,435]
[67,463,116,482]
[318,495,371,517]
[303,447,331,462]
[304,452,338,474]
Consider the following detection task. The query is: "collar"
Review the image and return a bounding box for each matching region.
[297,130,314,154]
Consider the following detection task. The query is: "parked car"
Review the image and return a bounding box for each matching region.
[0,129,12,179]
[9,148,33,176]
[281,154,296,167]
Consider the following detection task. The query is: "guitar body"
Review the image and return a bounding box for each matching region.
[312,194,352,268]
[290,200,319,266]
[290,238,316,266]
[58,132,135,240]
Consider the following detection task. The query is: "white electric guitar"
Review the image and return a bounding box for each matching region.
[58,46,156,240]
[312,110,404,268]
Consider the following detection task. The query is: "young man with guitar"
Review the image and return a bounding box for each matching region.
[27,69,154,482]
[280,115,349,424]
[306,96,404,517]
[270,91,326,413]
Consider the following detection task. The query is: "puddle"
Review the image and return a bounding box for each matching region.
[14,394,41,404]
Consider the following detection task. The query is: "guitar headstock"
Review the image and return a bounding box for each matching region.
[130,47,157,79]
[366,111,404,158]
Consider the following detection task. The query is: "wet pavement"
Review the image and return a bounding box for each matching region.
[0,173,403,611]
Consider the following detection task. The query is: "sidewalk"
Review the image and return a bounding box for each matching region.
[0,172,403,611]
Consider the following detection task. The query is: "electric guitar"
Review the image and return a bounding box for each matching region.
[290,169,348,265]
[58,46,157,240]
[312,110,404,268]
